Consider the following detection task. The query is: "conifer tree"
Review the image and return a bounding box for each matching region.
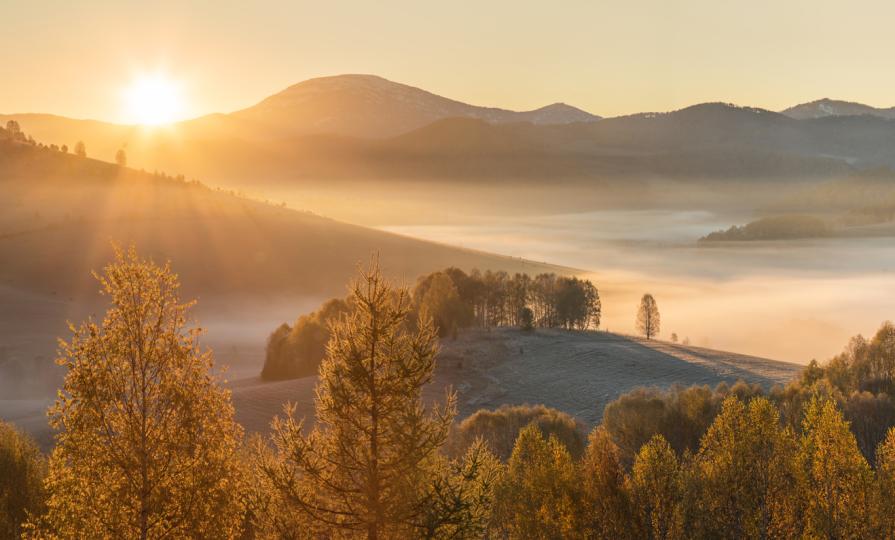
[629,434,682,540]
[493,423,581,539]
[797,397,873,539]
[580,426,634,539]
[690,396,800,539]
[257,259,456,539]
[24,246,245,539]
[873,427,895,537]
[0,421,46,539]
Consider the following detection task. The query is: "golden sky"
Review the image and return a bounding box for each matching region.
[4,0,895,122]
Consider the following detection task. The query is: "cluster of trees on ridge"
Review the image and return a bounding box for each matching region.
[263,268,602,381]
[4,249,895,538]
[3,120,86,158]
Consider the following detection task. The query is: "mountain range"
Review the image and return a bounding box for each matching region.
[3,75,895,186]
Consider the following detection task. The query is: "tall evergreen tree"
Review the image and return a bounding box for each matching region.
[257,259,456,539]
[24,246,245,539]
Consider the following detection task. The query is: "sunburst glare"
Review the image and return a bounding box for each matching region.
[121,73,186,125]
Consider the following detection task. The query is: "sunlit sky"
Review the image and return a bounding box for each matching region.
[4,0,895,123]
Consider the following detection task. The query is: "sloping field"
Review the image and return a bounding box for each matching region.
[3,328,802,450]
[230,328,801,438]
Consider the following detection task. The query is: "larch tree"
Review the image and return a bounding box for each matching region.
[689,396,801,539]
[0,421,46,539]
[493,423,581,539]
[24,246,245,539]
[256,259,457,539]
[797,397,874,540]
[874,427,895,537]
[636,293,660,340]
[629,434,682,540]
[580,426,633,540]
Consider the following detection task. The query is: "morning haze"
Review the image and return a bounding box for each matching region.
[3,2,895,538]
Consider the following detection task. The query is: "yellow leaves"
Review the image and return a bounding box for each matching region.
[495,423,581,539]
[26,246,245,539]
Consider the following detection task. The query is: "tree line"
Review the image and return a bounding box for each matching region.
[263,267,601,381]
[4,249,895,538]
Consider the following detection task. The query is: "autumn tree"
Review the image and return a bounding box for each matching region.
[797,397,874,539]
[256,259,457,539]
[409,439,501,539]
[74,140,86,158]
[493,423,581,539]
[689,397,801,539]
[629,434,683,540]
[5,120,21,137]
[415,271,472,337]
[637,293,661,340]
[875,427,895,537]
[25,246,245,539]
[0,421,46,539]
[580,426,633,539]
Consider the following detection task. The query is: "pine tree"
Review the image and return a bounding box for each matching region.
[629,434,682,540]
[636,294,660,340]
[256,259,456,539]
[24,246,245,539]
[797,397,873,539]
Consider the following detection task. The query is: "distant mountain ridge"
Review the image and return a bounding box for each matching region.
[781,98,895,120]
[5,78,895,186]
[230,74,600,137]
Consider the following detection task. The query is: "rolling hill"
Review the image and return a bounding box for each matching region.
[8,328,802,451]
[0,133,564,396]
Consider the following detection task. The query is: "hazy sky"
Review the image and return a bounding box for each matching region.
[4,0,895,122]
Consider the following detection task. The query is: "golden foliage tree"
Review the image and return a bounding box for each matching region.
[629,434,682,540]
[580,426,633,540]
[797,397,873,539]
[636,293,660,340]
[25,246,245,539]
[689,396,800,539]
[0,421,46,538]
[256,259,456,539]
[493,423,581,539]
[874,427,895,537]
[409,439,501,539]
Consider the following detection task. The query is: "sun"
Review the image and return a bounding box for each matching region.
[122,73,186,125]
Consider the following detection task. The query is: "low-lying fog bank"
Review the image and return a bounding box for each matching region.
[384,210,895,364]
